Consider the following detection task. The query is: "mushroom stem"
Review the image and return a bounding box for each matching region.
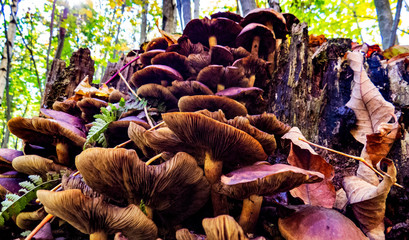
[145,206,154,219]
[209,36,217,48]
[204,154,228,216]
[24,214,54,240]
[251,36,261,56]
[145,153,162,165]
[55,142,70,166]
[90,231,108,240]
[238,194,263,233]
[217,84,225,92]
[248,75,256,87]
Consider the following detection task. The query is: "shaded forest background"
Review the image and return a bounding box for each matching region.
[0,0,408,149]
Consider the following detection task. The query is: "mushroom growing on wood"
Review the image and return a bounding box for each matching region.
[236,23,276,60]
[167,80,214,99]
[12,155,69,178]
[233,55,269,88]
[37,189,158,240]
[140,49,166,66]
[216,87,266,114]
[136,83,179,111]
[151,52,194,79]
[0,148,23,173]
[145,37,169,51]
[214,162,324,233]
[77,98,108,123]
[211,11,243,23]
[130,65,184,88]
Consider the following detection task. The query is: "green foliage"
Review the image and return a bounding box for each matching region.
[0,176,60,227]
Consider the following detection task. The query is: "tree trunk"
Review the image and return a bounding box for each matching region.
[239,0,256,16]
[268,0,280,12]
[113,3,126,59]
[162,0,177,33]
[54,6,68,60]
[140,1,149,44]
[177,0,191,29]
[0,0,18,105]
[193,0,200,19]
[45,0,57,77]
[374,0,398,49]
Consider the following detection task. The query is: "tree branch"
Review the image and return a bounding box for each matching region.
[390,0,403,48]
[45,0,57,78]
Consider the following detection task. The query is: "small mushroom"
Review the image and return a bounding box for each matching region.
[216,87,266,114]
[210,45,234,66]
[233,55,269,88]
[240,8,287,39]
[77,98,108,123]
[52,99,81,117]
[246,112,291,136]
[211,11,243,23]
[146,37,169,51]
[12,155,69,178]
[178,95,248,119]
[37,189,158,240]
[0,148,23,173]
[140,49,166,66]
[136,83,179,111]
[236,23,276,60]
[105,116,150,147]
[203,215,248,240]
[197,65,248,92]
[130,65,184,88]
[166,35,205,57]
[168,80,214,99]
[151,52,194,79]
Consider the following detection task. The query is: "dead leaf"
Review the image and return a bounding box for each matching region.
[155,19,180,45]
[345,51,395,144]
[383,45,409,59]
[342,159,397,239]
[282,127,336,208]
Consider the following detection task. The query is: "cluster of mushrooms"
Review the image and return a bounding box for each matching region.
[0,8,376,240]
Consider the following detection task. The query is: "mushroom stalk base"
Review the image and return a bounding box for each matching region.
[249,75,256,87]
[251,36,261,56]
[238,194,263,233]
[204,156,228,216]
[56,142,71,166]
[90,231,108,240]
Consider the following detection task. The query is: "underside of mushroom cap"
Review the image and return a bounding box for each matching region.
[130,65,184,88]
[168,80,214,99]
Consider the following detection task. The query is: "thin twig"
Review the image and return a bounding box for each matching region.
[105,56,140,85]
[35,171,79,203]
[298,137,404,189]
[145,153,162,165]
[113,121,165,149]
[114,139,132,149]
[25,214,54,240]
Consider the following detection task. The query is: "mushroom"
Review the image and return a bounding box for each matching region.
[145,37,169,51]
[0,171,27,195]
[128,122,157,158]
[52,99,81,117]
[214,162,324,233]
[196,65,248,92]
[105,116,150,147]
[151,52,194,79]
[236,23,276,60]
[240,8,287,40]
[233,55,269,88]
[0,148,23,173]
[37,189,158,240]
[130,65,184,88]
[210,45,234,66]
[76,148,210,225]
[187,51,211,75]
[178,95,248,119]
[136,83,179,111]
[283,13,300,31]
[40,108,86,133]
[108,89,128,103]
[16,207,47,230]
[245,112,291,136]
[168,80,214,99]
[140,49,166,66]
[202,215,248,240]
[183,17,242,48]
[150,112,267,215]
[211,11,243,23]
[12,155,69,178]
[166,35,205,57]
[216,87,266,114]
[8,117,86,166]
[77,98,108,123]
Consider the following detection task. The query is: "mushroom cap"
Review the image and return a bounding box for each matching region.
[278,205,368,240]
[52,99,81,117]
[130,65,184,88]
[0,171,26,194]
[128,122,157,157]
[176,228,207,240]
[105,116,150,147]
[140,49,166,66]
[77,98,108,122]
[146,37,169,51]
[195,109,228,123]
[76,149,210,225]
[167,35,206,56]
[136,83,179,110]
[8,117,86,147]
[161,112,267,170]
[236,23,276,58]
[40,108,85,133]
[16,207,47,230]
[0,148,23,172]
[210,45,234,66]
[283,13,300,31]
[37,189,158,240]
[183,17,242,48]
[12,155,69,177]
[108,89,128,103]
[246,112,291,135]
[211,11,244,23]
[151,52,193,79]
[227,46,251,60]
[168,80,214,99]
[233,55,269,89]
[178,95,248,119]
[240,8,287,39]
[214,162,324,200]
[196,65,225,91]
[187,52,211,74]
[216,87,266,114]
[202,215,247,240]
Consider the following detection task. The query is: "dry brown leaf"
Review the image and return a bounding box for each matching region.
[345,51,395,144]
[342,159,397,239]
[155,19,180,45]
[282,127,336,208]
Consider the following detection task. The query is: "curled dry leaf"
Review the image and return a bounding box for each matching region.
[282,127,336,208]
[345,51,395,144]
[342,159,397,240]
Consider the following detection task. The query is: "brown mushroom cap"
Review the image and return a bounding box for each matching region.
[108,89,128,103]
[211,11,244,23]
[161,112,267,170]
[130,65,184,88]
[283,13,300,31]
[227,46,251,60]
[183,17,242,48]
[0,171,27,194]
[233,55,269,89]
[196,65,225,91]
[146,37,169,51]
[214,162,324,200]
[167,35,206,57]
[216,87,266,114]
[37,189,158,240]
[240,8,287,39]
[236,23,276,59]
[76,148,210,225]
[136,83,179,110]
[202,215,248,240]
[140,49,166,66]
[52,99,81,117]
[12,155,69,177]
[187,51,211,75]
[77,98,108,122]
[210,45,234,66]
[128,122,157,157]
[151,52,193,79]
[40,108,85,133]
[176,228,207,240]
[178,95,248,119]
[168,80,214,99]
[246,112,291,135]
[0,148,23,172]
[195,109,228,123]
[278,205,368,240]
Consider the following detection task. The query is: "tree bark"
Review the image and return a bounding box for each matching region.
[268,0,280,12]
[140,1,149,44]
[45,0,57,77]
[162,0,177,33]
[113,3,126,59]
[0,0,18,105]
[54,6,68,60]
[177,0,191,29]
[193,0,200,19]
[239,0,256,16]
[374,0,397,49]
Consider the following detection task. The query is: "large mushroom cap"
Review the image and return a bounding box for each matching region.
[162,112,267,170]
[136,83,178,110]
[76,148,210,225]
[236,23,276,59]
[151,52,193,79]
[178,95,248,119]
[12,155,68,177]
[278,205,368,240]
[130,65,184,88]
[40,108,85,133]
[168,80,214,99]
[146,37,169,51]
[183,17,242,48]
[240,8,287,39]
[214,162,324,200]
[211,11,243,23]
[37,189,158,240]
[0,148,23,172]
